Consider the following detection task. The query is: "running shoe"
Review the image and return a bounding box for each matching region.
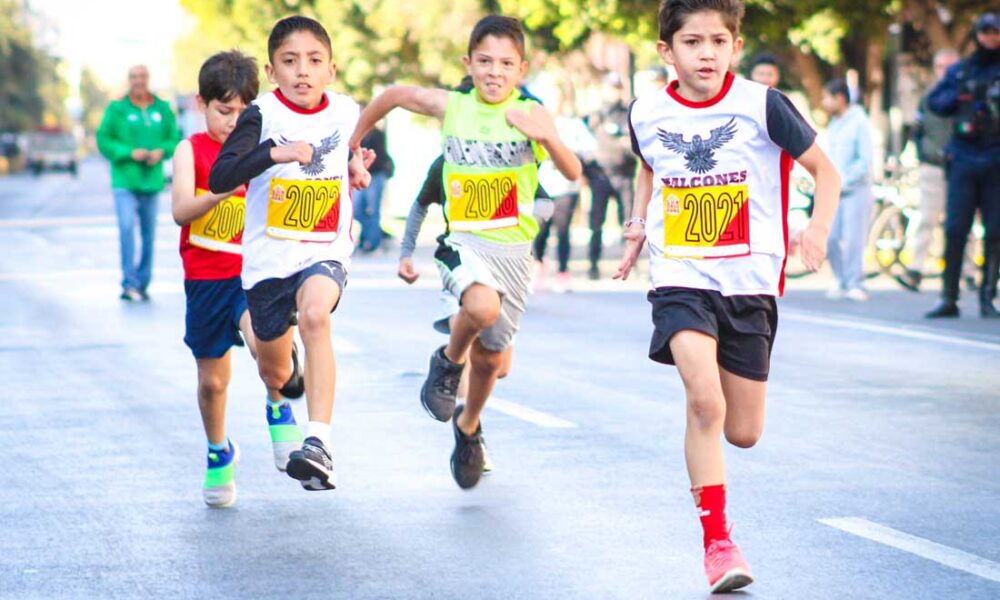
[120,288,143,302]
[279,341,305,400]
[267,401,303,472]
[704,538,754,593]
[482,435,493,474]
[450,405,485,489]
[420,345,463,422]
[286,436,336,491]
[203,440,239,508]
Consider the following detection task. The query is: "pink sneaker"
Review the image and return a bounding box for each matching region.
[704,538,754,592]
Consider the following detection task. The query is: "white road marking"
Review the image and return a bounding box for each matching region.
[487,397,577,429]
[784,310,1000,352]
[819,517,1000,583]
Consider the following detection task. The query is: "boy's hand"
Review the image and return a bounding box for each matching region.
[612,224,646,281]
[795,222,829,272]
[358,147,377,170]
[270,141,313,165]
[398,257,419,284]
[131,148,150,162]
[348,152,372,190]
[505,104,557,144]
[146,148,164,165]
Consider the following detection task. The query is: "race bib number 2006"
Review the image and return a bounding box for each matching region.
[661,184,750,259]
[189,188,244,254]
[266,178,341,242]
[446,171,519,231]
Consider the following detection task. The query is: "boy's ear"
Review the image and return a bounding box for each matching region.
[656,40,675,66]
[731,36,745,69]
[264,63,276,85]
[461,55,472,72]
[196,95,208,113]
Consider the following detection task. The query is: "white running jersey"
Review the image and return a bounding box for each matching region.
[629,74,814,296]
[240,91,358,289]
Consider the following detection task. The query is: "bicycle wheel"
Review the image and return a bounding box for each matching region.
[868,205,908,279]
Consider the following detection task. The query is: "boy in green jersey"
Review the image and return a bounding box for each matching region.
[350,14,581,489]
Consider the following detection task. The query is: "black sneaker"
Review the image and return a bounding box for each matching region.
[279,341,305,399]
[450,405,485,489]
[420,345,463,422]
[285,437,336,490]
[120,288,142,302]
[587,265,600,281]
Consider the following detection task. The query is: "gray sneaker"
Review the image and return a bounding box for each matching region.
[450,405,485,489]
[420,345,463,421]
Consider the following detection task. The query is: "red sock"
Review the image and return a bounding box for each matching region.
[692,484,729,550]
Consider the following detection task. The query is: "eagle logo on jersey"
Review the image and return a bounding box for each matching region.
[280,131,341,176]
[657,118,738,174]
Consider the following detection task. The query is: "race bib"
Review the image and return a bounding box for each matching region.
[266,178,341,242]
[189,188,245,254]
[446,171,519,231]
[662,184,750,258]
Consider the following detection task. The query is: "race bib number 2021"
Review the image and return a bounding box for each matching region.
[446,171,519,231]
[266,178,341,242]
[661,184,750,259]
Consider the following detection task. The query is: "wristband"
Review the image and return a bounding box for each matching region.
[624,217,646,228]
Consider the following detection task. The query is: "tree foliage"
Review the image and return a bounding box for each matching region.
[0,0,67,132]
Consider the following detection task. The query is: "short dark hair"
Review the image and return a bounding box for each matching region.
[268,15,332,63]
[659,0,745,45]
[748,52,779,71]
[824,78,850,101]
[468,15,526,59]
[198,50,259,105]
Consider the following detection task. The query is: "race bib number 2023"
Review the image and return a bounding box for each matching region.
[266,178,341,242]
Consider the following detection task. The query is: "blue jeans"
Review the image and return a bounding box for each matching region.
[354,172,387,252]
[113,189,158,291]
[827,188,873,291]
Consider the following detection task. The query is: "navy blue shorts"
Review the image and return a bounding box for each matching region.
[245,260,347,342]
[184,277,247,359]
[647,286,778,382]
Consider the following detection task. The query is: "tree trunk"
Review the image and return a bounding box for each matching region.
[789,46,825,114]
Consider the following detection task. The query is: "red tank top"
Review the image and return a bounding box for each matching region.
[179,132,244,280]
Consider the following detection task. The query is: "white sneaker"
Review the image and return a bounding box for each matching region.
[845,288,869,302]
[825,286,845,300]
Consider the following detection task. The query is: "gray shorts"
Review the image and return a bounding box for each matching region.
[433,233,532,352]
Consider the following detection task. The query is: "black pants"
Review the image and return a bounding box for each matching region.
[533,194,579,273]
[941,153,1000,302]
[586,162,634,268]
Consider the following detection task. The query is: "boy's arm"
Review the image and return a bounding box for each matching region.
[613,163,652,281]
[350,86,448,151]
[795,143,841,271]
[209,105,277,193]
[171,139,241,225]
[398,200,430,284]
[505,104,583,180]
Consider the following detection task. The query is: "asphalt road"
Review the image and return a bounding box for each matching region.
[1,158,997,599]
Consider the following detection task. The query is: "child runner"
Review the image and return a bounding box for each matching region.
[351,15,581,489]
[171,50,305,508]
[615,0,840,592]
[210,16,372,491]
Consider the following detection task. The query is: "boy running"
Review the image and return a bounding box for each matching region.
[615,0,840,592]
[351,15,581,489]
[172,50,305,508]
[210,16,372,491]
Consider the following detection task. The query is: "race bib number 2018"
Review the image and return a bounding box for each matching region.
[446,171,519,231]
[266,178,341,242]
[662,184,750,259]
[189,188,244,254]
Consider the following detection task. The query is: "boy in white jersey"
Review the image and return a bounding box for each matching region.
[210,16,372,491]
[350,15,581,490]
[615,0,841,592]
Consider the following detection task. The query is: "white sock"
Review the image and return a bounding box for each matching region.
[307,421,331,449]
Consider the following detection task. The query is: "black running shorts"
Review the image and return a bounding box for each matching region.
[245,260,347,342]
[647,286,778,382]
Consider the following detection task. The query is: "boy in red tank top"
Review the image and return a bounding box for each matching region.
[171,51,305,508]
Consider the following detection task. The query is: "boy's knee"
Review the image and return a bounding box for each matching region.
[460,288,502,330]
[724,426,761,449]
[296,304,330,338]
[687,387,725,429]
[258,361,291,391]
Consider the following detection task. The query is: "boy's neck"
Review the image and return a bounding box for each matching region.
[476,89,517,105]
[669,72,733,106]
[275,88,328,113]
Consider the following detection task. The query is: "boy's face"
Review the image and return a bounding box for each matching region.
[462,34,527,105]
[265,30,335,109]
[199,96,248,144]
[657,11,743,101]
[750,64,780,88]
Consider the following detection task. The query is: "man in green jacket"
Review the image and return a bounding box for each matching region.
[97,65,180,301]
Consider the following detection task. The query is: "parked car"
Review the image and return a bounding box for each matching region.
[25,131,78,176]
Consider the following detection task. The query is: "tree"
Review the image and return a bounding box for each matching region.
[0,0,67,132]
[79,67,109,135]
